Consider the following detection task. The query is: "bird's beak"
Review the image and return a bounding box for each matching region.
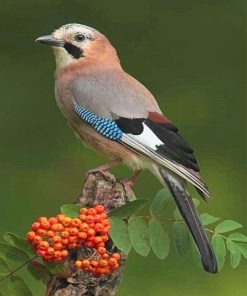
[35,35,65,47]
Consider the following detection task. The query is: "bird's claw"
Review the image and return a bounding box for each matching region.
[118,178,134,198]
[86,169,116,184]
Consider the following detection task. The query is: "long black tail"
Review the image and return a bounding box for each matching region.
[159,169,218,273]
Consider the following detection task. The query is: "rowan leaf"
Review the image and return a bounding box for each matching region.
[200,213,220,226]
[215,220,242,234]
[150,188,172,217]
[27,261,50,284]
[60,204,80,218]
[7,275,33,296]
[110,199,148,219]
[229,233,247,242]
[4,233,33,257]
[109,217,132,253]
[0,243,30,265]
[211,235,226,271]
[226,240,241,268]
[43,261,70,278]
[173,222,191,258]
[237,243,247,259]
[128,217,150,256]
[0,257,10,277]
[148,219,170,259]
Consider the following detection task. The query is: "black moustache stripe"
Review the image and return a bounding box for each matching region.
[64,43,84,59]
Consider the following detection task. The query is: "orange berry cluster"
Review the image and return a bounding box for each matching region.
[75,251,121,275]
[26,205,111,263]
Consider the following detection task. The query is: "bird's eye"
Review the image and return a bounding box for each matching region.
[75,34,86,42]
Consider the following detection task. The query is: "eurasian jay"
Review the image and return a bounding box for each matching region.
[36,23,218,273]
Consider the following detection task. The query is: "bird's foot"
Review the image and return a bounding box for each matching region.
[118,170,142,198]
[86,159,122,183]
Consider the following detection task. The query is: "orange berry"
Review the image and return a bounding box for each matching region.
[38,217,48,223]
[69,227,79,236]
[101,213,107,219]
[90,260,99,268]
[62,217,72,226]
[87,228,95,236]
[77,232,87,240]
[111,263,119,270]
[81,260,90,268]
[86,235,95,242]
[102,219,110,226]
[61,239,69,245]
[32,222,40,231]
[54,257,63,262]
[36,229,47,236]
[94,223,104,232]
[61,231,69,238]
[68,236,77,243]
[80,223,89,232]
[87,208,97,216]
[54,243,63,251]
[79,214,87,221]
[75,260,82,268]
[61,250,68,258]
[68,243,77,249]
[108,258,117,266]
[46,247,55,255]
[43,254,53,261]
[48,217,58,224]
[26,231,36,241]
[50,224,59,232]
[112,253,121,260]
[102,253,109,260]
[97,247,106,255]
[37,249,46,257]
[96,242,105,248]
[52,235,62,243]
[80,208,88,214]
[71,218,81,227]
[99,259,108,267]
[46,230,54,238]
[38,241,49,250]
[94,236,103,244]
[103,226,111,233]
[33,235,42,244]
[54,251,61,258]
[39,219,50,230]
[56,214,65,222]
[94,214,102,223]
[57,223,64,231]
[86,215,94,224]
[101,235,109,242]
[95,205,105,214]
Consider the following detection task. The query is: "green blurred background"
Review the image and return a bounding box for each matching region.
[0,0,246,295]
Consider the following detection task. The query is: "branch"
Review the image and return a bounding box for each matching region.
[46,172,129,296]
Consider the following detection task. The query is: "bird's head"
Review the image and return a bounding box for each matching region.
[36,23,119,69]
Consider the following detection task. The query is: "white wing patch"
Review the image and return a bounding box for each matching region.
[121,123,210,197]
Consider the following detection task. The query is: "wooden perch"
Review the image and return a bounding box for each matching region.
[46,172,129,296]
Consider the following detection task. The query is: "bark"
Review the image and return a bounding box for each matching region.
[46,172,128,296]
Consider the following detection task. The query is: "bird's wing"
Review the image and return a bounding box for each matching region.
[71,70,209,197]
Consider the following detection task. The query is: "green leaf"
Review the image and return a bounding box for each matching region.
[192,198,200,208]
[7,275,33,296]
[0,243,30,265]
[172,222,191,258]
[4,233,33,257]
[0,257,10,277]
[150,188,172,217]
[237,243,247,259]
[148,219,170,259]
[110,199,148,219]
[43,261,70,278]
[191,242,203,268]
[226,240,241,268]
[128,217,150,256]
[215,220,242,234]
[211,235,226,271]
[173,208,182,220]
[60,204,80,218]
[109,217,132,253]
[229,233,247,242]
[200,213,220,226]
[27,261,50,284]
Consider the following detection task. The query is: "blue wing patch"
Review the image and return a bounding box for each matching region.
[74,102,123,140]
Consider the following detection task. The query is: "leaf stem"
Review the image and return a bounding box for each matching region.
[0,255,38,282]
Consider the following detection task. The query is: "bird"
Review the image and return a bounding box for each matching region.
[36,23,218,273]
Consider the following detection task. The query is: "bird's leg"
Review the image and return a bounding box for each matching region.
[118,170,142,198]
[87,159,122,182]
